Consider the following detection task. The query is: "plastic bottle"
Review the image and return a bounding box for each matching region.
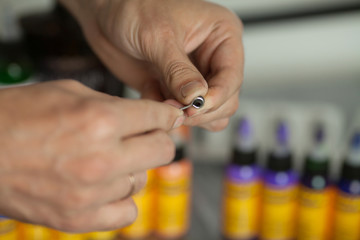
[0,216,17,240]
[259,121,298,240]
[333,131,360,240]
[17,222,53,240]
[85,230,118,240]
[297,123,334,240]
[154,126,192,239]
[118,169,156,240]
[221,118,262,240]
[53,231,87,240]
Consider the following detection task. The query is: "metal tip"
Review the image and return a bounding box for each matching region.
[192,96,205,109]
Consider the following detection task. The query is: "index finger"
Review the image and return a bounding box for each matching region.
[192,22,244,115]
[114,98,184,137]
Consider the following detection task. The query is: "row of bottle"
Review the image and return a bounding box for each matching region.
[222,118,360,240]
[1,119,359,240]
[0,126,193,240]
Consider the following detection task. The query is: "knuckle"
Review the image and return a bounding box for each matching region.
[77,100,117,139]
[74,156,110,185]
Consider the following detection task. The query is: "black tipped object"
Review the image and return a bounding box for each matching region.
[192,96,205,109]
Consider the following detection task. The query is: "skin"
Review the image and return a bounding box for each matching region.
[61,0,244,131]
[0,80,184,232]
[0,0,244,233]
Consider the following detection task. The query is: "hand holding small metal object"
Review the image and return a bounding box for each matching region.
[180,96,205,111]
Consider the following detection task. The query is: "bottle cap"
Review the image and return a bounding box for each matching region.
[341,161,360,181]
[174,147,185,162]
[232,149,257,166]
[303,156,329,176]
[267,152,292,171]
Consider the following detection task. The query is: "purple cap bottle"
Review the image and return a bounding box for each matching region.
[222,118,261,240]
[260,120,298,240]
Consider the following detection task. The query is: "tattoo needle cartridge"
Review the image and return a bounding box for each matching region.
[180,96,205,111]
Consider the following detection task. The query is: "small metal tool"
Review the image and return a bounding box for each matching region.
[180,96,205,110]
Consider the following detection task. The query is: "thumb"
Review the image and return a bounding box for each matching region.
[154,42,208,105]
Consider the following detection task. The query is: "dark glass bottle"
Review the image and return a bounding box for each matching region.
[0,3,32,85]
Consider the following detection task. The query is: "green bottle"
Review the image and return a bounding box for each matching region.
[0,3,32,85]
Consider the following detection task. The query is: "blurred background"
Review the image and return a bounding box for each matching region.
[0,0,360,240]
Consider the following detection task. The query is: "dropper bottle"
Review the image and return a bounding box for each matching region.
[154,126,193,240]
[297,123,333,240]
[0,215,17,239]
[259,120,298,240]
[221,117,262,240]
[333,131,360,240]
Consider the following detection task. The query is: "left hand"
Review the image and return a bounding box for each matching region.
[61,0,244,131]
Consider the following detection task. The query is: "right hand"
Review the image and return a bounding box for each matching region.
[0,80,184,232]
[60,0,244,132]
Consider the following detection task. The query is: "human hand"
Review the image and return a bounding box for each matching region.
[61,0,244,131]
[0,80,184,232]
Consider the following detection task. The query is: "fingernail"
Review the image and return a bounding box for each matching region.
[172,115,185,129]
[180,81,204,99]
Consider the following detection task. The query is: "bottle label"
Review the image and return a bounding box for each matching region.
[0,219,17,240]
[222,179,261,239]
[155,160,192,238]
[333,192,360,240]
[54,231,86,240]
[85,231,117,240]
[17,223,53,240]
[297,186,334,240]
[120,169,155,239]
[120,188,153,238]
[260,185,298,240]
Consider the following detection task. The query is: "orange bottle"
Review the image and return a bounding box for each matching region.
[85,230,118,240]
[16,222,53,239]
[118,169,156,239]
[52,230,87,240]
[154,126,192,239]
[0,217,17,240]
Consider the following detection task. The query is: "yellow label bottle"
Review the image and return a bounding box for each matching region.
[333,141,360,240]
[17,222,53,240]
[296,153,334,240]
[0,217,17,240]
[85,230,117,240]
[154,158,192,239]
[260,185,298,240]
[222,117,262,240]
[222,180,262,240]
[53,230,87,240]
[297,186,334,240]
[333,190,360,240]
[119,169,155,239]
